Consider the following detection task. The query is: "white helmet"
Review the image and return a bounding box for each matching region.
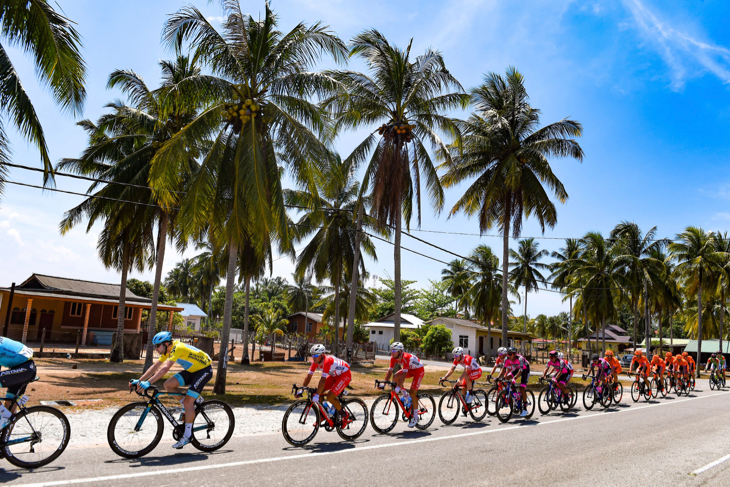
[390,342,404,352]
[558,352,564,359]
[497,347,507,355]
[452,347,464,357]
[310,344,326,355]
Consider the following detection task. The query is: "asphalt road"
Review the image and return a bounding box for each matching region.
[3,381,730,487]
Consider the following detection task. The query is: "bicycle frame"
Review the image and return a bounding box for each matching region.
[290,385,341,430]
[0,379,42,448]
[374,380,420,419]
[440,380,478,412]
[133,387,210,437]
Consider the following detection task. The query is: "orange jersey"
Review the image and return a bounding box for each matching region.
[631,355,649,370]
[665,356,676,367]
[685,355,695,368]
[606,356,622,374]
[650,355,665,369]
[674,356,688,367]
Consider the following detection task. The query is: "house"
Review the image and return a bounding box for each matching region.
[0,273,183,345]
[428,317,535,358]
[684,339,729,365]
[577,324,632,354]
[286,312,345,340]
[362,313,424,351]
[177,303,208,332]
[637,338,690,356]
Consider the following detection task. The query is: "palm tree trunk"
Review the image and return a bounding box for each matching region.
[633,299,638,353]
[658,307,663,355]
[670,311,674,347]
[568,295,573,357]
[644,280,650,355]
[144,212,168,372]
[110,238,130,363]
[501,196,511,349]
[720,288,725,358]
[346,203,363,363]
[393,203,402,342]
[207,281,214,330]
[601,314,606,354]
[214,238,238,394]
[241,275,251,364]
[522,289,528,354]
[333,269,342,357]
[697,272,703,378]
[583,295,590,354]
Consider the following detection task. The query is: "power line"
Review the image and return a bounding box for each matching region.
[5,180,167,209]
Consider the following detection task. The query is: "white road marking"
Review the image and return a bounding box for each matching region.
[690,452,730,476]
[13,390,730,487]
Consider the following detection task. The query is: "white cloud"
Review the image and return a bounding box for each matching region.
[35,240,82,263]
[8,212,18,219]
[7,229,23,246]
[0,220,8,229]
[206,16,225,23]
[622,0,730,89]
[713,212,730,220]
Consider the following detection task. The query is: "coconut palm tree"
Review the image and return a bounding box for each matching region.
[287,273,315,317]
[0,0,86,198]
[287,156,378,356]
[550,238,581,353]
[441,259,470,314]
[509,238,549,341]
[327,30,468,342]
[165,259,196,302]
[669,227,722,375]
[251,307,288,355]
[191,239,225,329]
[153,2,347,393]
[440,67,584,349]
[713,232,730,354]
[464,244,503,358]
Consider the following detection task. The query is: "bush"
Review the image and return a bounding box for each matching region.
[421,325,453,357]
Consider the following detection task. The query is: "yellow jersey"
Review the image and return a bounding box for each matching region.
[158,340,211,372]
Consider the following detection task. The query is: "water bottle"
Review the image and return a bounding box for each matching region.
[323,401,335,417]
[402,395,412,410]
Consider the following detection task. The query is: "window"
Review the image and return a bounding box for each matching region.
[371,330,376,334]
[290,321,298,333]
[459,335,468,348]
[112,306,133,320]
[378,331,383,335]
[306,322,313,333]
[10,307,24,325]
[70,302,84,317]
[490,337,494,350]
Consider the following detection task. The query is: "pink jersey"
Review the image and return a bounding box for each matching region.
[309,355,350,378]
[503,355,529,375]
[454,354,482,372]
[389,352,424,372]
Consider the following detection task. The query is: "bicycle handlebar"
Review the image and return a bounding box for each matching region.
[375,379,397,389]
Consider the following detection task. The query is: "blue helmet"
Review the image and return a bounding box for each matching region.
[152,331,172,346]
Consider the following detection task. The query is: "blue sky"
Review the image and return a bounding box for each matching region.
[2,0,730,317]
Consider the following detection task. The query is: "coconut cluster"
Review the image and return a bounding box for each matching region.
[223,98,263,130]
[378,120,415,142]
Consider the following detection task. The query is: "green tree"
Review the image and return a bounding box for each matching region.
[370,277,419,319]
[549,238,581,351]
[0,0,87,198]
[464,244,504,357]
[509,238,548,337]
[422,324,454,357]
[441,259,470,314]
[251,307,288,354]
[414,279,457,321]
[441,67,584,350]
[329,30,467,342]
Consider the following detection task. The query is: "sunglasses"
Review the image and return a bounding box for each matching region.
[311,354,322,359]
[391,350,400,354]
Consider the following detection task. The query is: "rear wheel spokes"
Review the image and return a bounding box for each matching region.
[415,393,436,430]
[282,401,319,446]
[2,406,71,468]
[469,390,489,422]
[370,395,398,434]
[336,398,368,441]
[191,400,234,452]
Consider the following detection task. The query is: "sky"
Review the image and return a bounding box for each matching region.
[2,0,730,318]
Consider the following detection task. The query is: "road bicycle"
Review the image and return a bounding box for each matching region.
[628,372,653,402]
[282,384,368,446]
[537,377,574,414]
[0,377,70,469]
[605,375,624,404]
[370,380,435,433]
[674,374,690,396]
[494,378,535,423]
[437,379,488,424]
[650,371,667,398]
[107,385,234,458]
[708,369,724,390]
[664,372,677,394]
[581,374,612,410]
[484,377,507,416]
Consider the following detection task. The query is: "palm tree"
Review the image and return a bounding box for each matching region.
[713,232,730,355]
[670,227,722,374]
[238,233,273,365]
[440,67,584,349]
[165,259,196,302]
[464,244,502,358]
[287,273,315,317]
[571,232,629,353]
[509,238,548,342]
[251,308,288,355]
[550,238,581,354]
[328,30,467,342]
[287,156,378,356]
[0,0,86,198]
[192,240,225,329]
[441,259,470,314]
[153,2,347,393]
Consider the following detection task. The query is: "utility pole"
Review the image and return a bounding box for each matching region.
[346,202,363,364]
[644,280,650,356]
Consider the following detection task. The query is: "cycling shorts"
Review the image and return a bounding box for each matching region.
[324,370,351,396]
[557,371,572,385]
[679,365,687,374]
[720,364,727,371]
[460,368,482,382]
[173,365,213,399]
[0,360,36,397]
[405,367,425,391]
[519,365,530,388]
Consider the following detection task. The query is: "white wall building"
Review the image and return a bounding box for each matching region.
[362,313,424,351]
[176,303,207,332]
[426,317,482,357]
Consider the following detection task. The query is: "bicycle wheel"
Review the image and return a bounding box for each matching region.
[469,389,489,422]
[415,393,436,430]
[630,382,640,402]
[336,398,368,441]
[690,376,696,390]
[486,387,499,416]
[650,379,659,398]
[569,383,579,408]
[612,382,624,403]
[190,400,234,452]
[495,390,513,423]
[643,382,652,401]
[599,387,612,408]
[675,379,684,395]
[107,402,163,459]
[560,388,574,412]
[523,390,536,419]
[582,385,596,410]
[438,391,460,425]
[370,394,398,434]
[282,400,319,446]
[538,387,552,415]
[657,379,667,397]
[710,376,717,390]
[1,406,70,469]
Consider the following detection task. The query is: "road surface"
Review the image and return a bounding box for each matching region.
[3,381,729,486]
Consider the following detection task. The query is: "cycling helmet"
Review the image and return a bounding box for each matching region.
[665,351,672,358]
[605,350,614,357]
[549,350,558,357]
[452,347,464,357]
[682,352,688,357]
[507,347,517,354]
[591,353,600,361]
[558,352,565,359]
[309,344,326,355]
[390,342,404,352]
[712,353,717,357]
[152,331,172,346]
[634,350,642,356]
[497,347,507,355]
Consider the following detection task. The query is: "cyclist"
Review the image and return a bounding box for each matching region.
[665,352,676,382]
[717,353,726,382]
[674,352,688,382]
[131,331,213,449]
[488,347,508,380]
[0,336,35,430]
[496,347,530,417]
[440,347,482,404]
[541,350,570,400]
[683,352,696,380]
[381,342,424,427]
[558,352,575,382]
[585,353,612,393]
[629,350,650,384]
[704,353,720,380]
[650,352,666,392]
[298,344,351,424]
[604,350,622,390]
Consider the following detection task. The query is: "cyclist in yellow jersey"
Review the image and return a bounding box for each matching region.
[131,332,213,449]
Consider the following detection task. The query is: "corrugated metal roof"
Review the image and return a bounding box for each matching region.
[177,303,207,317]
[0,288,182,310]
[18,273,145,301]
[683,340,730,353]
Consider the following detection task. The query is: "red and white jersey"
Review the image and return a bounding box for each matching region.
[389,352,424,372]
[454,354,482,372]
[309,355,350,378]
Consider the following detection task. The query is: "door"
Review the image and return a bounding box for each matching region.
[479,336,484,355]
[39,310,54,339]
